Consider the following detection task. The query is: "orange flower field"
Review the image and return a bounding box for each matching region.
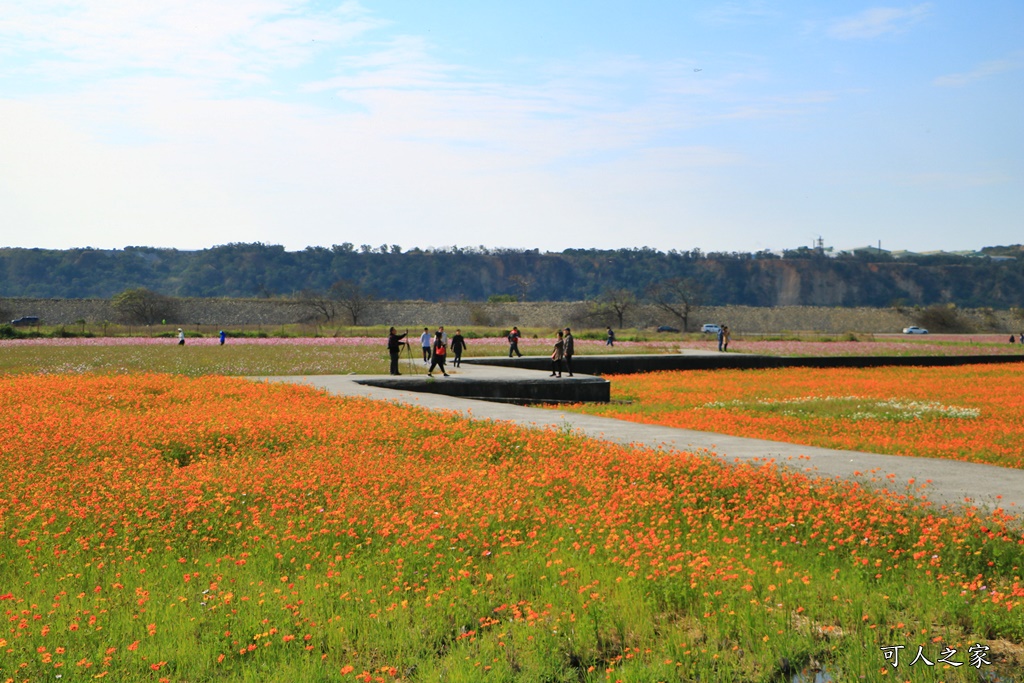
[564,363,1024,469]
[1,374,1023,681]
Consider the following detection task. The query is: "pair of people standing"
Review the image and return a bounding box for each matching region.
[549,327,574,378]
[717,325,731,352]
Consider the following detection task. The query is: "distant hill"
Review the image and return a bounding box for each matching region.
[1,243,1022,308]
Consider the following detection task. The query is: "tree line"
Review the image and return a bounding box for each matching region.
[1,243,1023,309]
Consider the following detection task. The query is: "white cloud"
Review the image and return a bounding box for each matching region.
[0,0,380,84]
[934,54,1024,87]
[825,4,932,40]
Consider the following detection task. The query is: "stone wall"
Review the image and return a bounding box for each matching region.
[3,297,1020,334]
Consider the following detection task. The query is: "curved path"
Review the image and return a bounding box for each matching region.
[256,360,1024,514]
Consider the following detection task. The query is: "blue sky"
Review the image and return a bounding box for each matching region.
[1,1,1021,254]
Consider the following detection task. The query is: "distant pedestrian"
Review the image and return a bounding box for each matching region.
[420,327,432,363]
[723,325,731,352]
[717,326,725,352]
[563,327,575,377]
[177,328,185,346]
[219,330,226,345]
[438,326,449,346]
[387,327,407,375]
[508,326,523,358]
[451,329,467,368]
[549,330,565,378]
[427,331,449,377]
[606,327,615,346]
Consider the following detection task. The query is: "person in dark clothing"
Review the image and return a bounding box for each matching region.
[605,327,615,346]
[387,327,407,375]
[451,329,467,367]
[427,331,449,377]
[508,326,523,357]
[549,329,565,378]
[563,327,575,377]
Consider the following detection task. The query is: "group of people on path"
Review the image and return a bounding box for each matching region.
[388,325,580,378]
[387,326,467,376]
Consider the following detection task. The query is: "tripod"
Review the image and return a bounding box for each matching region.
[403,328,419,375]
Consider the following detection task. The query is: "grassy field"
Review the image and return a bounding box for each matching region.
[1,330,1021,377]
[0,335,691,376]
[2,373,1023,682]
[555,364,1024,470]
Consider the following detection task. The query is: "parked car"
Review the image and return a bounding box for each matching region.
[700,323,722,334]
[902,326,929,334]
[10,316,40,327]
[656,325,680,333]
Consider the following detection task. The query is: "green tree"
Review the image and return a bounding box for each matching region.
[111,288,178,325]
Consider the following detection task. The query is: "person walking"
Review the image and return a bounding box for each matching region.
[427,331,449,377]
[451,329,467,368]
[717,325,725,352]
[550,330,565,377]
[177,328,185,346]
[508,326,523,357]
[387,327,407,375]
[723,325,731,352]
[605,326,615,347]
[419,327,432,363]
[563,327,575,377]
[219,330,226,345]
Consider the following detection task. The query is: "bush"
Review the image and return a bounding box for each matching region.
[0,323,18,339]
[914,304,974,333]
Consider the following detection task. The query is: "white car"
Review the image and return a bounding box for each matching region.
[701,324,722,334]
[902,326,929,334]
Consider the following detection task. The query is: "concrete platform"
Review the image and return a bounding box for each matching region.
[367,350,1024,405]
[464,350,1024,375]
[356,362,609,404]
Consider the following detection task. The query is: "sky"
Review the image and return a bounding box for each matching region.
[1,1,1022,255]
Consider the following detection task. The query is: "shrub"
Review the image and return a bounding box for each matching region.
[913,303,973,333]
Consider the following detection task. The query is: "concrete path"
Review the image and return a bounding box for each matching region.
[256,359,1024,514]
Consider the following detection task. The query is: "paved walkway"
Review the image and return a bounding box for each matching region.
[256,358,1024,514]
